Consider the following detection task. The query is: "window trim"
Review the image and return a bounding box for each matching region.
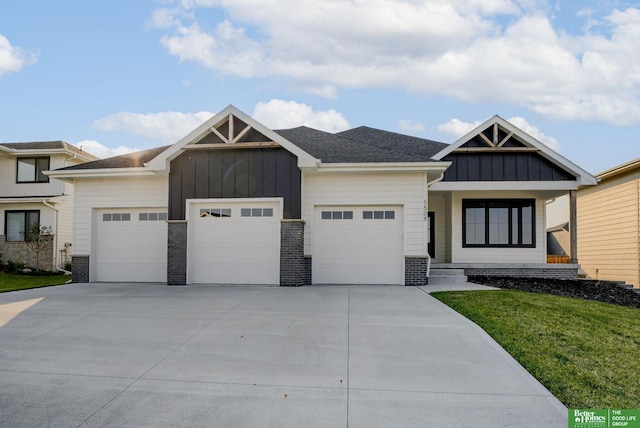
[16,157,50,183]
[462,199,535,248]
[5,210,40,242]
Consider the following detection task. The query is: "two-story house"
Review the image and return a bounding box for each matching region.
[0,142,98,270]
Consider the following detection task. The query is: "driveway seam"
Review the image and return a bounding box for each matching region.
[75,288,271,428]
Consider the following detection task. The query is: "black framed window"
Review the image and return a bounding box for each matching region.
[17,157,50,183]
[462,199,535,247]
[5,210,40,242]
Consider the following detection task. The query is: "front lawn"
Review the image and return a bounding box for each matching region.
[0,272,70,293]
[432,289,640,409]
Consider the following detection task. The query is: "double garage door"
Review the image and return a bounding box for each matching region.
[188,201,281,284]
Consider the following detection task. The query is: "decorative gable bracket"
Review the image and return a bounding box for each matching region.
[453,123,538,153]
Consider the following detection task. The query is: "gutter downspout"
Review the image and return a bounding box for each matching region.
[42,199,59,270]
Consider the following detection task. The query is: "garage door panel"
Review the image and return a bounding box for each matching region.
[95,209,168,282]
[189,202,280,285]
[313,206,404,285]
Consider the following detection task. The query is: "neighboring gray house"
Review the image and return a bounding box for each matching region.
[48,105,597,285]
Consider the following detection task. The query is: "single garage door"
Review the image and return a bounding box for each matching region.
[313,206,404,285]
[94,208,168,282]
[188,201,280,284]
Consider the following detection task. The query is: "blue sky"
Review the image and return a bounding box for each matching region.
[1,0,640,175]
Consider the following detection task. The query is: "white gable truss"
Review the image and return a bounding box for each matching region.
[146,105,319,171]
[432,115,597,186]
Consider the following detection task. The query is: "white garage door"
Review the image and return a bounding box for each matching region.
[313,206,404,285]
[188,201,280,284]
[94,208,168,282]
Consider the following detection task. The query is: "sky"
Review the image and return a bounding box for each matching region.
[1,0,640,175]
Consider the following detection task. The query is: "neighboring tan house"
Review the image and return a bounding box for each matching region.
[577,158,640,287]
[48,105,597,285]
[0,142,98,270]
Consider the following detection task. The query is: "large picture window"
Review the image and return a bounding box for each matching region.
[5,210,40,242]
[17,157,50,183]
[462,199,535,248]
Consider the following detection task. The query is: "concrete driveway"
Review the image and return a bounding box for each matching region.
[0,283,566,427]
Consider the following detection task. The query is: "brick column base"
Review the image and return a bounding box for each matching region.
[167,221,187,285]
[71,255,90,283]
[280,220,307,286]
[405,257,428,286]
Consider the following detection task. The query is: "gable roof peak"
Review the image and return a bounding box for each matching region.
[432,115,597,186]
[144,105,319,170]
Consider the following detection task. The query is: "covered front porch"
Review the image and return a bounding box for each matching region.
[426,188,580,280]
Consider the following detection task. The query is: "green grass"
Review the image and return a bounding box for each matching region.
[432,290,640,409]
[0,272,71,293]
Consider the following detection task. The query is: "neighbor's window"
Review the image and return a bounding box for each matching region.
[462,200,535,247]
[5,210,40,242]
[17,157,50,183]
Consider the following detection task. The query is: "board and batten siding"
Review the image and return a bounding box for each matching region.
[577,170,640,287]
[169,148,301,220]
[450,191,546,263]
[302,172,428,256]
[72,176,168,255]
[441,152,575,182]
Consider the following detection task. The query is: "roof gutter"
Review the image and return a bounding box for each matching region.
[45,167,159,180]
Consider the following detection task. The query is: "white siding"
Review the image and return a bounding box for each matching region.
[72,176,169,256]
[302,171,428,257]
[0,154,66,198]
[55,182,74,267]
[450,191,546,263]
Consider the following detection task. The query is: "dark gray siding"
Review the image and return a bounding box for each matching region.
[442,153,575,182]
[169,148,301,220]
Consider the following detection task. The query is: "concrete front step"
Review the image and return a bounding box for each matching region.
[428,268,468,284]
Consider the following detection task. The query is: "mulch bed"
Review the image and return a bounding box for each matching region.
[468,276,640,309]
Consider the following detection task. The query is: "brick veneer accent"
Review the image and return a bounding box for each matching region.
[71,255,90,283]
[463,266,579,280]
[167,221,187,285]
[280,220,306,286]
[405,257,428,286]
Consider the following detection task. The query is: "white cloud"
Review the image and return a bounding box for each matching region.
[152,2,640,125]
[438,116,559,149]
[146,8,191,29]
[74,140,140,159]
[437,118,483,137]
[0,34,37,77]
[92,111,214,143]
[398,119,426,133]
[252,99,350,132]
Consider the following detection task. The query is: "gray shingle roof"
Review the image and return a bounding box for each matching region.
[337,126,448,159]
[276,126,448,163]
[53,125,449,171]
[57,146,170,170]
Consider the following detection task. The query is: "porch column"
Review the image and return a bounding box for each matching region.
[569,190,578,264]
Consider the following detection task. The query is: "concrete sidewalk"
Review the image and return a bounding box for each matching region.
[0,283,566,427]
